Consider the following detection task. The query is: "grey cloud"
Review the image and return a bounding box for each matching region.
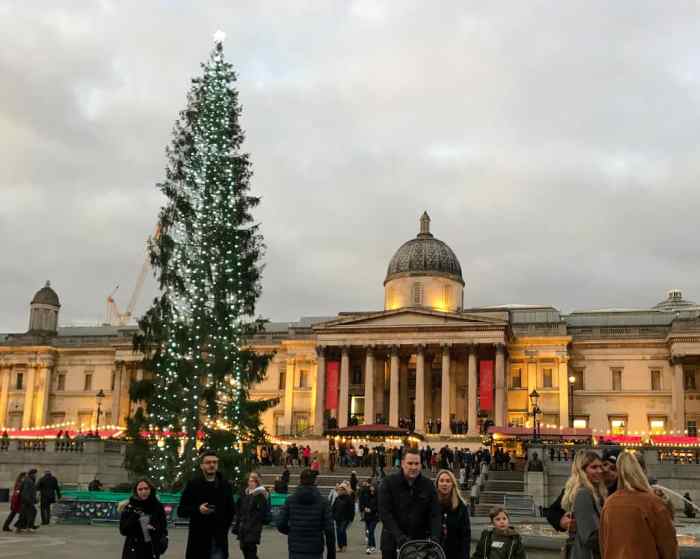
[1,1,699,331]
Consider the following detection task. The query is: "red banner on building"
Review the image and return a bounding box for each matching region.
[325,361,339,410]
[479,360,494,412]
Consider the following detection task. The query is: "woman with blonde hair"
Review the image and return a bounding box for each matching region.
[561,450,606,559]
[435,469,471,559]
[599,452,677,559]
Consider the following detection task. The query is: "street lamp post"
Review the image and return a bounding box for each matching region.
[529,389,541,442]
[568,374,576,428]
[95,389,106,436]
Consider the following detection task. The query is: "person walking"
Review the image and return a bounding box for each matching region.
[177,451,236,559]
[435,469,471,559]
[118,478,168,559]
[362,483,380,555]
[17,468,39,532]
[378,447,441,559]
[36,470,61,525]
[277,468,336,559]
[2,472,25,532]
[233,472,268,559]
[331,482,355,553]
[561,450,607,559]
[599,452,677,559]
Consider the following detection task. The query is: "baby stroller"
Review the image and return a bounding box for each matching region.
[398,539,447,559]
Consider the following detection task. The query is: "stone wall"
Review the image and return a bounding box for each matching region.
[0,439,129,491]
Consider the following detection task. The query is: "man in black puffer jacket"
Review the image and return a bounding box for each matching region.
[378,447,441,559]
[278,469,335,559]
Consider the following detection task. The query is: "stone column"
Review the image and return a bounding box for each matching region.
[494,344,505,427]
[415,346,426,433]
[558,357,570,427]
[339,347,350,428]
[33,365,52,426]
[672,358,685,431]
[440,345,452,435]
[389,347,400,427]
[364,347,375,425]
[399,357,409,419]
[424,353,433,422]
[374,355,385,423]
[314,347,326,435]
[119,362,132,426]
[467,346,478,435]
[284,358,295,434]
[22,366,36,429]
[0,365,10,428]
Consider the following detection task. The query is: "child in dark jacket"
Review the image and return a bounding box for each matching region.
[472,507,526,559]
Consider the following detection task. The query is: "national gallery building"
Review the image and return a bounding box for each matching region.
[2,213,700,441]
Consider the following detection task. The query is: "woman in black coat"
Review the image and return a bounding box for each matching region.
[435,469,471,559]
[331,483,355,552]
[233,473,268,559]
[119,479,168,559]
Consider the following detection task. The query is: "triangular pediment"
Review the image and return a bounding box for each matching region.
[314,307,508,331]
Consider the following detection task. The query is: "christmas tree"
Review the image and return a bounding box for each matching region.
[133,31,275,488]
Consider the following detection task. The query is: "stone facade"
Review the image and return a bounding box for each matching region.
[2,215,700,440]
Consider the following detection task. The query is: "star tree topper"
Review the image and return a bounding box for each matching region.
[213,30,226,44]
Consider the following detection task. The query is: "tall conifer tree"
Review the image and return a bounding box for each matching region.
[133,32,274,488]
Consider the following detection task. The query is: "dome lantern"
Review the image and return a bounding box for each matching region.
[28,280,60,334]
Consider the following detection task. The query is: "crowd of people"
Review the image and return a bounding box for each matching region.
[1,442,693,559]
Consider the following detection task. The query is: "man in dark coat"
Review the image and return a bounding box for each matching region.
[378,447,441,559]
[36,470,61,525]
[277,468,335,559]
[177,451,235,559]
[18,468,38,531]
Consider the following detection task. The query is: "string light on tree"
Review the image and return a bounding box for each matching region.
[129,31,275,488]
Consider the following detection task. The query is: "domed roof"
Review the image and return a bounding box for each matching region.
[653,289,697,312]
[31,281,60,307]
[384,212,464,286]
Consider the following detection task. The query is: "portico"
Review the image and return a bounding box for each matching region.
[312,307,509,435]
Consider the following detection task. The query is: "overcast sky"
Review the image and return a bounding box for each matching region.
[1,1,700,332]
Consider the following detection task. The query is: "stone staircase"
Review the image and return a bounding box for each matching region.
[474,470,536,517]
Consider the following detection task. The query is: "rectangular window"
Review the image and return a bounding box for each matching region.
[510,416,525,427]
[688,420,698,437]
[573,417,588,429]
[351,365,363,385]
[651,369,662,391]
[16,372,24,391]
[278,368,286,390]
[274,414,284,436]
[50,412,66,424]
[572,369,584,391]
[511,368,522,389]
[57,373,66,391]
[543,368,553,388]
[298,369,309,389]
[685,370,697,391]
[649,417,666,434]
[610,417,626,434]
[612,368,622,392]
[412,282,423,305]
[293,413,309,435]
[442,285,451,307]
[84,373,93,391]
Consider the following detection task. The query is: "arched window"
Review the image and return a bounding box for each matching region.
[412,282,424,306]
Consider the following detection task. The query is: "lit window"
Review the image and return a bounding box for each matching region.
[612,369,622,392]
[610,418,626,434]
[573,418,588,429]
[412,282,424,305]
[649,418,666,434]
[651,369,661,391]
[688,421,698,437]
[543,368,553,388]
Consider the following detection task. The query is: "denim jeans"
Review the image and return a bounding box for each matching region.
[365,519,378,548]
[335,520,349,548]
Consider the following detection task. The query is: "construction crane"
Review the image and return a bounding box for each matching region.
[105,226,160,327]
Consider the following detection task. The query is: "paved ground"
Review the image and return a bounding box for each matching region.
[0,517,375,559]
